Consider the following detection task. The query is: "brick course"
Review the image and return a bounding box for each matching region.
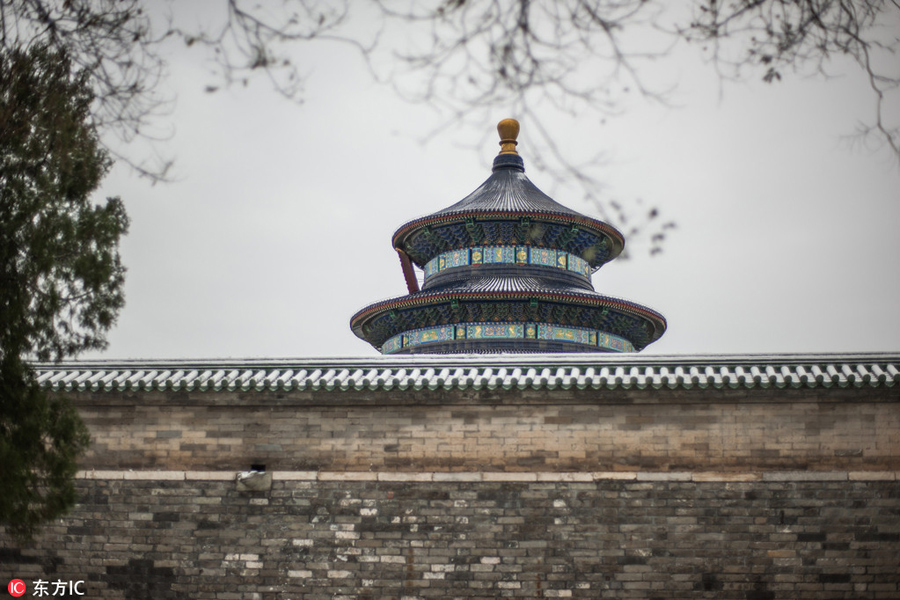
[70,386,899,472]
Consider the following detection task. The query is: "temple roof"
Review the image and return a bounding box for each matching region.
[392,162,625,268]
[392,120,624,269]
[32,354,900,393]
[351,118,664,355]
[434,161,583,215]
[349,275,667,350]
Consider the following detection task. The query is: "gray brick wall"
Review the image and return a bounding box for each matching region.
[2,374,898,598]
[70,386,899,472]
[2,477,898,599]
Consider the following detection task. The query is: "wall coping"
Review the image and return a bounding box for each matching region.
[75,470,900,483]
[33,353,900,393]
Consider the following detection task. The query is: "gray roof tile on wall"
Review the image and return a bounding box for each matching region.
[32,353,900,393]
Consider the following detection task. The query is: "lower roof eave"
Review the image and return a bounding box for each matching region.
[350,290,667,353]
[350,290,666,333]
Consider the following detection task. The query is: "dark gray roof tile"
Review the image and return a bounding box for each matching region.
[32,354,900,393]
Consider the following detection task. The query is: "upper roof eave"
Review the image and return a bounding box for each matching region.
[389,163,626,267]
[391,210,626,266]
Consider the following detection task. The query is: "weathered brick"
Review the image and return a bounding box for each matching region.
[1,378,896,599]
[68,388,899,472]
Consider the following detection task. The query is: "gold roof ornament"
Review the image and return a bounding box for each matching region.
[497,118,520,155]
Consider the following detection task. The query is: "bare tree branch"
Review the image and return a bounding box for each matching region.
[369,0,678,255]
[680,0,900,161]
[4,0,896,253]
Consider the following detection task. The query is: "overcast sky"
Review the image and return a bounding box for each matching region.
[86,5,900,360]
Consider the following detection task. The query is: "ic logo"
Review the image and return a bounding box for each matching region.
[7,579,26,597]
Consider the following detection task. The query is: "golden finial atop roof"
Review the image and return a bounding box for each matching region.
[497,118,520,155]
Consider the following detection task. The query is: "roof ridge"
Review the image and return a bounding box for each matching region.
[31,353,900,393]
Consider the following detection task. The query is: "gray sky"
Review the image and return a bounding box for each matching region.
[88,6,900,359]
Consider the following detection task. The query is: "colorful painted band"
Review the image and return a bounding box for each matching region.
[381,322,635,354]
[423,246,591,280]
